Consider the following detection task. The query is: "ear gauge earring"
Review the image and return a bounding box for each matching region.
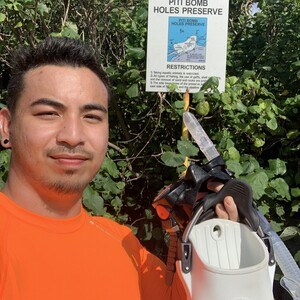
[3,139,9,145]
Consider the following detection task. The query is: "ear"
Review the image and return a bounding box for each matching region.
[0,108,12,149]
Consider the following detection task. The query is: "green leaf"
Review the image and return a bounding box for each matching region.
[142,223,153,240]
[174,100,184,109]
[127,47,145,59]
[221,92,231,104]
[286,129,299,139]
[266,118,278,130]
[236,101,248,112]
[226,160,243,177]
[227,76,238,86]
[61,21,79,39]
[144,209,153,219]
[268,159,286,176]
[242,161,256,174]
[116,181,125,190]
[291,188,300,197]
[123,69,140,80]
[291,200,300,213]
[83,185,104,215]
[270,220,284,232]
[254,138,265,147]
[101,157,119,178]
[262,66,272,71]
[37,3,49,16]
[266,109,275,119]
[111,197,123,210]
[103,177,122,195]
[228,147,240,161]
[257,116,265,124]
[14,21,22,28]
[243,171,269,199]
[280,226,299,241]
[195,101,210,116]
[126,83,139,98]
[241,70,256,80]
[0,12,6,22]
[292,60,300,67]
[246,78,259,89]
[269,178,291,200]
[276,205,285,218]
[193,91,205,102]
[225,139,235,150]
[136,8,148,20]
[249,105,261,114]
[50,32,62,37]
[177,140,199,157]
[200,77,219,91]
[161,151,185,167]
[258,204,269,215]
[116,213,128,223]
[241,156,260,174]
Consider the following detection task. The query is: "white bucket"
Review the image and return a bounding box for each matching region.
[177,219,274,300]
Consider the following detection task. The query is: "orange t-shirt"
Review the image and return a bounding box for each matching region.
[0,192,186,300]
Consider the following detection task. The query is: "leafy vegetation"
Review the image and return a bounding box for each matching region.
[0,1,299,295]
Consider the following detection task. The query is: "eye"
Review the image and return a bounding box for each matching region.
[34,111,60,119]
[84,113,103,123]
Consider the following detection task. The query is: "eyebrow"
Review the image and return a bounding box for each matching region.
[81,103,108,114]
[30,98,108,114]
[30,98,65,109]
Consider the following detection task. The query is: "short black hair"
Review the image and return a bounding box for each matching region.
[6,37,111,115]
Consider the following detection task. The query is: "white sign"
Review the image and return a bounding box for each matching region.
[146,0,229,93]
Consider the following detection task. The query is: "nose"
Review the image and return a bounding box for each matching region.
[56,115,85,148]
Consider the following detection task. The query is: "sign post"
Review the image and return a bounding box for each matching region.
[146,0,229,93]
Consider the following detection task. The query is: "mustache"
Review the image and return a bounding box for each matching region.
[47,147,93,159]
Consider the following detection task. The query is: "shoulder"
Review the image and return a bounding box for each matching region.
[88,214,146,257]
[89,214,134,240]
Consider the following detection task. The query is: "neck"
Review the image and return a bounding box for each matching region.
[2,174,83,219]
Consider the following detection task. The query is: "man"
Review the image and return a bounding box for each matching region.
[0,37,238,299]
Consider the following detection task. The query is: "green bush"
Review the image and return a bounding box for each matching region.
[0,1,299,289]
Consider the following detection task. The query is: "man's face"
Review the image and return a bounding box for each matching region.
[8,65,109,196]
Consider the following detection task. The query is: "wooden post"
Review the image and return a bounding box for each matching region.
[182,89,190,170]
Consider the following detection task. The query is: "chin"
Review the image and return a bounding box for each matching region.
[42,174,90,195]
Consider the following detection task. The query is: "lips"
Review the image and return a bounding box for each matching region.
[50,154,88,160]
[49,154,89,167]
